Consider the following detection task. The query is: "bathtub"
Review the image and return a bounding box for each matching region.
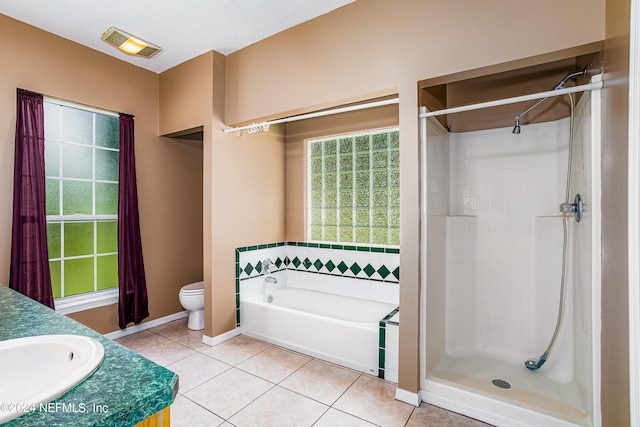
[240,287,398,375]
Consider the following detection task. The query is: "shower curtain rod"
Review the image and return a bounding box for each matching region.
[419,81,603,119]
[223,97,399,134]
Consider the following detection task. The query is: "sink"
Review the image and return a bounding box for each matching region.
[0,334,105,423]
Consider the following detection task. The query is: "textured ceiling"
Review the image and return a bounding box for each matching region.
[0,0,354,73]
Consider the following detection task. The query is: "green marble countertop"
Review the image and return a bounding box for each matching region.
[0,285,178,426]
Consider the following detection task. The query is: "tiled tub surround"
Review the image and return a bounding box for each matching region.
[379,309,400,382]
[236,242,400,379]
[0,285,177,427]
[236,242,399,304]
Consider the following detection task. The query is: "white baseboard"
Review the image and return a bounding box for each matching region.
[103,311,189,339]
[395,387,422,407]
[202,327,242,347]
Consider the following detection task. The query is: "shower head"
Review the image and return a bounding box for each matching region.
[512,117,521,134]
[511,67,588,135]
[524,351,548,370]
[554,67,588,90]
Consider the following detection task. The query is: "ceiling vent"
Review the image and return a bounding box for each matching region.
[100,27,161,58]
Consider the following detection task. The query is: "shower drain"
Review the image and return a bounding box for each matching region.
[492,379,511,389]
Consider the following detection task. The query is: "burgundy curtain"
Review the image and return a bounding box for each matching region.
[118,114,149,329]
[9,89,55,309]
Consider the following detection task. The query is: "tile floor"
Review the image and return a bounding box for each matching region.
[114,318,490,427]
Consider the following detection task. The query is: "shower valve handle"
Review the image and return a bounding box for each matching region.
[559,194,583,222]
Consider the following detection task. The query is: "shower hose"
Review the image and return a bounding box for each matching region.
[525,92,575,370]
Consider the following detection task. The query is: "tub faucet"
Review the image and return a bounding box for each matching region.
[263,258,277,284]
[263,258,276,274]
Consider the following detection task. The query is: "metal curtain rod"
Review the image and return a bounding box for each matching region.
[419,81,603,119]
[223,97,400,134]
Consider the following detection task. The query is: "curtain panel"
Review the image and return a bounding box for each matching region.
[9,88,55,309]
[117,113,149,329]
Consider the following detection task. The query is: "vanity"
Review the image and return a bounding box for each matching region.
[0,285,178,426]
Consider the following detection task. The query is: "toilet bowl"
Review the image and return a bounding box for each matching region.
[179,281,205,330]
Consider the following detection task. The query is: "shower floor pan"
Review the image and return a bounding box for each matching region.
[425,355,591,427]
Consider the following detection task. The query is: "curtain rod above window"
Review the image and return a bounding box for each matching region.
[43,95,121,118]
[223,97,399,135]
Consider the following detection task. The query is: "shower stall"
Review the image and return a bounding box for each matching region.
[419,74,602,427]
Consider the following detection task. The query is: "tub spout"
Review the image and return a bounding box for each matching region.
[265,276,278,284]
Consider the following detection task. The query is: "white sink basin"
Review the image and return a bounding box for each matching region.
[0,334,105,423]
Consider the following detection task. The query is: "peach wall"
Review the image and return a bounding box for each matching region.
[226,0,605,125]
[0,15,203,334]
[159,52,213,136]
[601,0,631,424]
[225,0,606,394]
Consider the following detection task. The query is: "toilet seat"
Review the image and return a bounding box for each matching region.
[180,281,204,295]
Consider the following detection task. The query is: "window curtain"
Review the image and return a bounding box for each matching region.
[9,89,55,309]
[118,114,149,329]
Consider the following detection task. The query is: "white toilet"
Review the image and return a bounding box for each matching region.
[179,281,205,330]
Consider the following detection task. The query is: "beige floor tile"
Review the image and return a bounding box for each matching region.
[149,318,189,339]
[279,359,360,405]
[166,353,231,393]
[172,330,209,351]
[313,408,378,427]
[184,367,272,419]
[170,395,224,427]
[137,339,196,367]
[114,330,170,352]
[236,345,312,384]
[333,375,414,427]
[406,403,493,427]
[201,335,271,365]
[228,386,328,427]
[148,317,209,351]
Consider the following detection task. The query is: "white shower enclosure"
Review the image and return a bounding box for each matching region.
[419,76,602,427]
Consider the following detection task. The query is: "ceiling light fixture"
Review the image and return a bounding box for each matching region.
[100,27,161,58]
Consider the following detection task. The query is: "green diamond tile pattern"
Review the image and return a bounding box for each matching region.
[236,242,400,284]
[350,262,361,275]
[363,264,376,277]
[325,260,336,272]
[243,263,254,276]
[377,265,390,279]
[337,261,349,274]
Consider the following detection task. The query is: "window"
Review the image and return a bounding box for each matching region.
[307,128,400,245]
[44,99,120,312]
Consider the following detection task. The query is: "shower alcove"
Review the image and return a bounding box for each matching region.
[419,46,603,427]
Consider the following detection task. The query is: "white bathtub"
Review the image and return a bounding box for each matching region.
[240,287,398,375]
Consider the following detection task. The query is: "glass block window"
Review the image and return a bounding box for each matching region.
[308,128,400,245]
[44,99,119,299]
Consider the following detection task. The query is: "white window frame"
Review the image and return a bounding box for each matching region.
[44,97,120,314]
